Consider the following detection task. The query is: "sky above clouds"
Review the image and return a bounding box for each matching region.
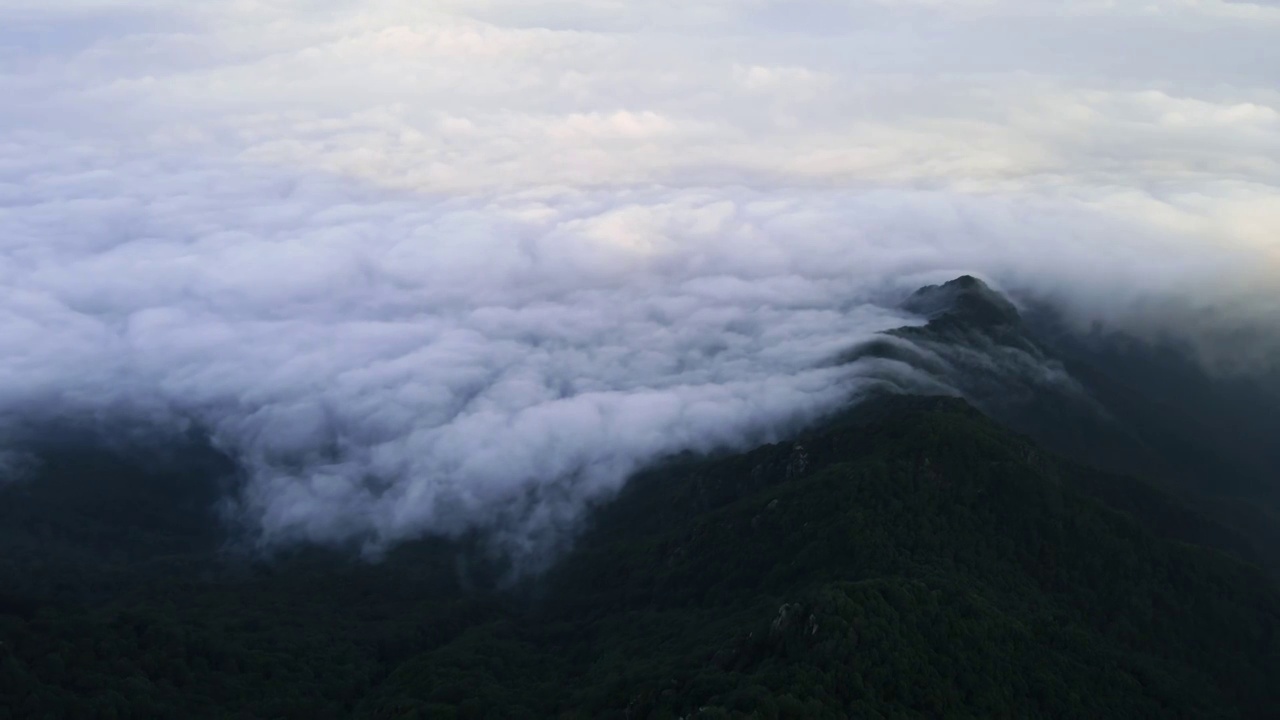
[1,0,1277,562]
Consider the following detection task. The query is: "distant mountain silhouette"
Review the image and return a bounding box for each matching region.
[902,274,1021,328]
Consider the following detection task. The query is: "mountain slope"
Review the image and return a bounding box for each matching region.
[848,275,1280,572]
[3,395,1278,719]
[364,394,1277,718]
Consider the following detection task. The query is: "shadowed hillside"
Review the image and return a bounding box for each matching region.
[3,392,1278,719]
[849,275,1280,573]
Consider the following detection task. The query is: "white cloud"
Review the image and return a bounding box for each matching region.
[0,0,1277,563]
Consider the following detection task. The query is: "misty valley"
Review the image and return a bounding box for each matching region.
[2,278,1278,719]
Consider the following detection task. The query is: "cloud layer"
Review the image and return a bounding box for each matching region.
[1,0,1277,561]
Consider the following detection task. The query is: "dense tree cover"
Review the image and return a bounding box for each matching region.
[862,275,1280,575]
[1,395,1278,719]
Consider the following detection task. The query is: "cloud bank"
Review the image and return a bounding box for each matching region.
[1,0,1277,561]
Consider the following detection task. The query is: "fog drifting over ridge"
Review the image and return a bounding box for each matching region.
[2,0,1278,560]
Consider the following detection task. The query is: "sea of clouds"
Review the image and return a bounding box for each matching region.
[1,0,1277,561]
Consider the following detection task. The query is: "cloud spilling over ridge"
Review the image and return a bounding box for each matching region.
[1,0,1278,561]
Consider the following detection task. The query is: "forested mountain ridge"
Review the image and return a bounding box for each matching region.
[3,394,1278,718]
[2,277,1279,718]
[851,275,1280,573]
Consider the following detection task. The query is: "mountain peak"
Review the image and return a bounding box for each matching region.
[903,275,1020,328]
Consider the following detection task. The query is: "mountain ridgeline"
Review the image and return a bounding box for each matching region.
[850,275,1280,573]
[2,277,1279,719]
